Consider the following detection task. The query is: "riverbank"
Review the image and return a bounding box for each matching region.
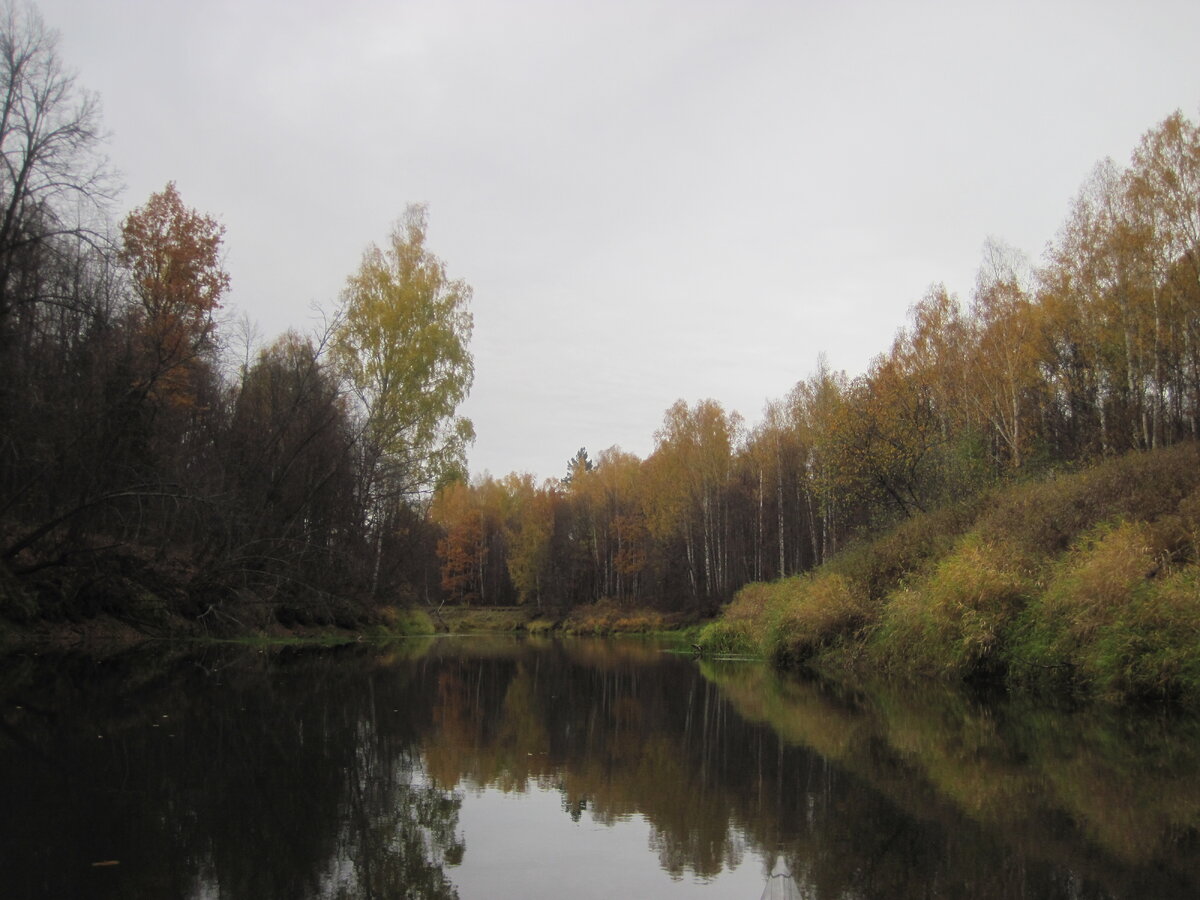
[0,577,705,648]
[376,600,704,640]
[698,443,1200,705]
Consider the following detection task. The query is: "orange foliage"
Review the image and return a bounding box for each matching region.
[120,182,230,408]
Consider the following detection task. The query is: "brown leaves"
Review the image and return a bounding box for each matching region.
[121,182,229,322]
[120,182,230,409]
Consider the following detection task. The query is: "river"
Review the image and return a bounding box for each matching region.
[2,635,1199,898]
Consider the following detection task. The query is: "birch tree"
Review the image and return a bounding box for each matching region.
[333,204,474,593]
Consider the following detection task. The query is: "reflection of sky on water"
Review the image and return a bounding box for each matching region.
[450,782,769,900]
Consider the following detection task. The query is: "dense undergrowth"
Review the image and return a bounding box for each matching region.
[698,443,1200,704]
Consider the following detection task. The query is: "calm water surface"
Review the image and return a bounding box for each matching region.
[3,635,1200,899]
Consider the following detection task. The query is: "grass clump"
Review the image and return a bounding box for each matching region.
[696,581,784,656]
[526,618,557,635]
[442,607,531,633]
[824,497,985,601]
[1011,520,1200,701]
[871,537,1032,679]
[376,606,437,636]
[562,598,678,635]
[768,573,871,666]
[977,442,1200,558]
[695,619,760,656]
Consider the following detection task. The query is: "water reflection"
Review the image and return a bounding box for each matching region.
[0,643,462,899]
[2,637,1199,898]
[705,662,1200,898]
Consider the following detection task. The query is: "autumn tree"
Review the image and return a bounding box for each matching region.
[895,285,987,490]
[501,473,557,607]
[647,400,742,605]
[594,447,649,602]
[432,479,486,605]
[0,182,228,572]
[833,353,943,518]
[120,182,229,408]
[0,1,117,559]
[558,447,650,604]
[224,332,357,552]
[1126,111,1200,443]
[333,204,474,593]
[1048,157,1165,453]
[899,286,971,437]
[787,359,850,565]
[966,240,1047,469]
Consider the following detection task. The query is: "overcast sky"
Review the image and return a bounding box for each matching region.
[37,0,1200,482]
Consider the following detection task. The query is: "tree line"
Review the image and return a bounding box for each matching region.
[432,109,1200,616]
[0,3,471,628]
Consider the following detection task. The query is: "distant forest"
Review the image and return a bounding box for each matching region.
[2,2,1199,630]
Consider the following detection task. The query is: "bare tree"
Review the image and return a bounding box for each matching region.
[0,0,113,325]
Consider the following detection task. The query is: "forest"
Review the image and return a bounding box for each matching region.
[2,0,1200,639]
[0,5,472,631]
[431,110,1200,624]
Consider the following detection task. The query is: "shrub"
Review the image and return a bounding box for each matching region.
[1016,522,1159,670]
[1116,570,1200,701]
[526,618,556,635]
[562,598,675,635]
[374,605,437,635]
[612,612,666,633]
[698,444,1200,702]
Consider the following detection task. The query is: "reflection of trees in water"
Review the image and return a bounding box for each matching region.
[6,640,1200,899]
[324,765,462,899]
[707,661,1200,899]
[648,815,747,881]
[760,856,804,900]
[0,645,463,899]
[318,697,463,900]
[418,640,1200,899]
[418,644,755,879]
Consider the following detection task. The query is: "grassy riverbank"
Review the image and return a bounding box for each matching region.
[0,579,701,647]
[431,600,703,639]
[698,443,1200,704]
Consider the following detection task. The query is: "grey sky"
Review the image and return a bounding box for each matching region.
[37,0,1200,482]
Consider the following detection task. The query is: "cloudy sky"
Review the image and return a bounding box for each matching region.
[37,0,1200,482]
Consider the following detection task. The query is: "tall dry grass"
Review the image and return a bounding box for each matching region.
[767,572,872,665]
[870,537,1032,678]
[1011,519,1200,700]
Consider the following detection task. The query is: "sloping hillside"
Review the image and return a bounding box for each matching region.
[699,443,1200,703]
